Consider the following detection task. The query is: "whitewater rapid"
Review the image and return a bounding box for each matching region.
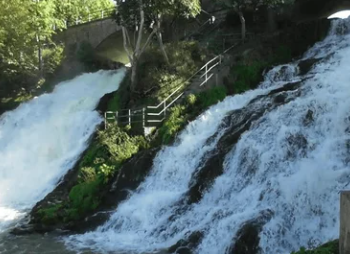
[66,19,350,254]
[0,69,125,233]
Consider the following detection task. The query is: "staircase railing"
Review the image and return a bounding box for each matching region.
[104,43,239,130]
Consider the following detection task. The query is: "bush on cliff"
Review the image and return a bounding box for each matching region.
[37,125,149,224]
[291,240,338,254]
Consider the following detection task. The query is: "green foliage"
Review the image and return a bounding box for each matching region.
[138,41,208,102]
[186,94,197,106]
[98,125,149,165]
[107,92,121,112]
[158,105,187,144]
[42,44,65,76]
[226,61,266,94]
[116,0,201,30]
[197,86,227,108]
[37,204,62,224]
[68,177,102,214]
[291,240,338,254]
[55,0,115,27]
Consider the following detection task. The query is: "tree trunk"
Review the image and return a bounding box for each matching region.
[155,18,169,65]
[130,59,137,92]
[156,31,170,65]
[236,10,246,43]
[36,34,43,78]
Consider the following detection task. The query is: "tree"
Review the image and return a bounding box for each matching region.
[219,0,294,42]
[114,0,201,92]
[0,0,35,71]
[30,0,57,76]
[146,0,201,65]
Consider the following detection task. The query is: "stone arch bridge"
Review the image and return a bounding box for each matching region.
[57,17,121,49]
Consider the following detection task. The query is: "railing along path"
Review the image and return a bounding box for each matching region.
[104,43,239,130]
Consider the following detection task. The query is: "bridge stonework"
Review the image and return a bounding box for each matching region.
[58,18,121,49]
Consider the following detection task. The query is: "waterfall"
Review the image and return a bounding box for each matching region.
[66,18,350,254]
[0,70,125,234]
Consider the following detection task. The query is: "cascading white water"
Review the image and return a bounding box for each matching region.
[0,69,125,234]
[66,18,350,254]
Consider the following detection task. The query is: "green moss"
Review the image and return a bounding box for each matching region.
[197,86,227,109]
[233,62,266,93]
[37,204,62,224]
[291,240,339,254]
[68,178,102,214]
[107,92,120,112]
[158,105,187,144]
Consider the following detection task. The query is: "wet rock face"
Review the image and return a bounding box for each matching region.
[227,210,274,254]
[297,58,320,76]
[303,109,314,126]
[168,231,204,254]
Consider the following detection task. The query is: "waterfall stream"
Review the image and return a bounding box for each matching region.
[65,18,350,254]
[0,70,125,235]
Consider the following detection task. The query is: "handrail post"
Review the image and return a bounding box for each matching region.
[205,64,208,84]
[102,10,104,19]
[129,109,131,126]
[88,14,91,22]
[115,111,118,125]
[164,101,167,117]
[143,108,145,128]
[104,112,107,130]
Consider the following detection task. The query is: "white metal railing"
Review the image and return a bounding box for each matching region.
[65,7,116,28]
[105,42,239,129]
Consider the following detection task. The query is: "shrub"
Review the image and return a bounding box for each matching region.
[37,204,62,224]
[158,105,187,144]
[197,86,227,109]
[291,240,338,254]
[186,93,197,106]
[68,177,102,214]
[229,61,267,94]
[42,44,64,77]
[97,125,148,165]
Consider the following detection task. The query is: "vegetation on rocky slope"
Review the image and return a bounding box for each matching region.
[34,37,296,228]
[291,240,339,254]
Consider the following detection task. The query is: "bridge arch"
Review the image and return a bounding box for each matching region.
[58,18,122,50]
